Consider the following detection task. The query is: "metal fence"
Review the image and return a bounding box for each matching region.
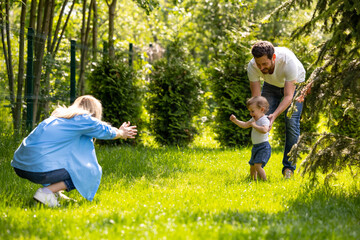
[0,26,145,131]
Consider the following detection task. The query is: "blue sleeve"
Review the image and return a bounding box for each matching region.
[75,115,117,140]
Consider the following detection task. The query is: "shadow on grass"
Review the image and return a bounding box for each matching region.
[191,185,360,239]
[65,184,360,239]
[210,185,359,239]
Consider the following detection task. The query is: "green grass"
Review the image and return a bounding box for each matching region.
[1,131,359,239]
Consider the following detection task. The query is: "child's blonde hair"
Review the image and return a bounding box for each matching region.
[246,96,269,113]
[51,95,103,120]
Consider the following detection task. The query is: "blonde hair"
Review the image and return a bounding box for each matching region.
[51,95,103,120]
[246,96,269,113]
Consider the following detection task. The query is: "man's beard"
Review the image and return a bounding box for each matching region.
[261,62,275,74]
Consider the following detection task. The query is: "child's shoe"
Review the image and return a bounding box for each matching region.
[33,188,59,207]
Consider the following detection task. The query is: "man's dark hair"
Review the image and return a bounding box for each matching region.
[251,41,275,59]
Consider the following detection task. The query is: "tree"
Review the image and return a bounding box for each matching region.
[0,0,16,129]
[92,0,98,62]
[43,0,76,116]
[146,40,202,146]
[276,0,360,180]
[209,30,253,147]
[78,0,94,95]
[105,0,116,60]
[32,0,53,125]
[14,0,27,132]
[105,0,159,61]
[88,57,142,145]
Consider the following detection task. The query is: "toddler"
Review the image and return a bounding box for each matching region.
[230,96,271,180]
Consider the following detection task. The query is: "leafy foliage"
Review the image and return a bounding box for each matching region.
[181,0,247,65]
[134,0,159,15]
[210,31,252,147]
[146,40,202,146]
[283,0,360,178]
[88,57,142,145]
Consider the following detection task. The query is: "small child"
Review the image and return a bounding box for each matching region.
[230,96,271,181]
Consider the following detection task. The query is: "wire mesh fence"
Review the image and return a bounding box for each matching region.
[0,25,163,130]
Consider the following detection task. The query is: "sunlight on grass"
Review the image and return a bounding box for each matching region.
[1,128,359,239]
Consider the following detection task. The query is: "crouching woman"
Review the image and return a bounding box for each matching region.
[11,95,137,207]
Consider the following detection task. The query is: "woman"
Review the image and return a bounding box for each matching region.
[11,95,137,207]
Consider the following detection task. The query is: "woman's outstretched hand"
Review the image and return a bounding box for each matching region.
[116,121,137,140]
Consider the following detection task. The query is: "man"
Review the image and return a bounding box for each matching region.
[247,41,305,178]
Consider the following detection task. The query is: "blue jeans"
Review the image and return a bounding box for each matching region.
[261,82,303,173]
[14,168,75,191]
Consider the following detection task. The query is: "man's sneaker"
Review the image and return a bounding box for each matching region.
[54,191,77,202]
[283,168,294,179]
[33,188,59,207]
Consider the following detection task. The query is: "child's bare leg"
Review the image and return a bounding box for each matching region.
[250,165,257,180]
[254,163,267,181]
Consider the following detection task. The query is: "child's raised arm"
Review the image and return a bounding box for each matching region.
[250,121,269,133]
[230,114,252,129]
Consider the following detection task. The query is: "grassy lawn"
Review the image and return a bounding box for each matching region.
[0,131,359,239]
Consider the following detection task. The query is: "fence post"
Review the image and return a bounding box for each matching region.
[103,41,108,56]
[129,43,133,67]
[25,28,34,130]
[166,45,170,63]
[70,40,76,104]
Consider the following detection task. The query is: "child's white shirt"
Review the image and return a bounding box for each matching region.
[251,115,270,144]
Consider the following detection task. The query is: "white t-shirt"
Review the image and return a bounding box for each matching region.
[251,115,270,145]
[247,47,306,88]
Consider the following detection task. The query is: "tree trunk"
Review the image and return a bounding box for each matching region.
[13,0,27,132]
[22,0,38,125]
[0,0,15,122]
[32,0,44,111]
[43,0,55,117]
[78,0,94,95]
[36,0,44,40]
[108,0,117,60]
[50,0,68,53]
[54,0,76,55]
[92,0,98,62]
[78,0,87,95]
[32,0,51,125]
[29,0,37,29]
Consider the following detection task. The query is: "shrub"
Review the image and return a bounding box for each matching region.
[210,41,252,147]
[88,57,142,145]
[146,40,202,146]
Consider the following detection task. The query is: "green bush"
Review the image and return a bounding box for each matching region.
[210,42,252,147]
[88,58,142,145]
[146,40,202,146]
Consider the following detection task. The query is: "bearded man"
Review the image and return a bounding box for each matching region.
[247,41,305,179]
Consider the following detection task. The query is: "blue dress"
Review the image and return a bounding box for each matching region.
[11,114,117,201]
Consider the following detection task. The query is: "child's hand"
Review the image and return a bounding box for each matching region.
[230,114,237,121]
